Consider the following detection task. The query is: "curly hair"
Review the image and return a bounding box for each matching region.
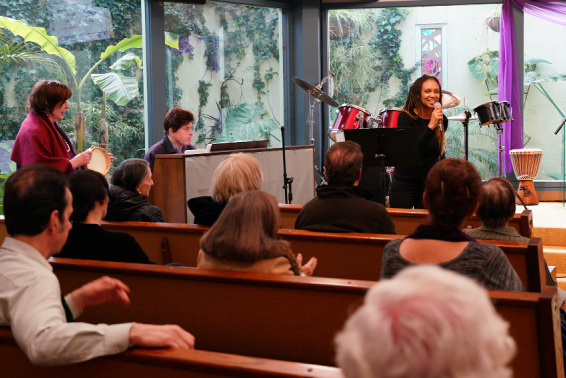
[424,158,482,231]
[403,75,445,155]
[335,265,515,378]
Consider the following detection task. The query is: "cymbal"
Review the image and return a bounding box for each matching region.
[293,77,339,107]
[441,90,461,109]
[448,114,478,122]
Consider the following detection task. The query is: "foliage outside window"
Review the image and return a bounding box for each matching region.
[0,0,146,177]
[327,5,541,179]
[163,1,284,148]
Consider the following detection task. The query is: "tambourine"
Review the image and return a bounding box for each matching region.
[85,146,111,175]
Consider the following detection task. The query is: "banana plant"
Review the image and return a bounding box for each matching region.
[0,16,178,152]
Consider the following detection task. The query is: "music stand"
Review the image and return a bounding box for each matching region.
[344,128,421,205]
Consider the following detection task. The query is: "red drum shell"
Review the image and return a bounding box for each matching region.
[378,108,403,128]
[331,104,372,132]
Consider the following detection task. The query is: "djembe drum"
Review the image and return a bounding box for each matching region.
[509,149,543,205]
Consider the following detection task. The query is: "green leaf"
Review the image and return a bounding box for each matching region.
[467,50,498,82]
[100,35,142,60]
[110,52,142,70]
[226,103,265,130]
[528,72,566,85]
[165,32,180,49]
[0,16,76,74]
[91,72,139,106]
[100,33,179,61]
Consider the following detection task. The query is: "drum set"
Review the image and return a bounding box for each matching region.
[327,91,461,142]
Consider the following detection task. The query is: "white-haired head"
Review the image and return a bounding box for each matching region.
[335,265,516,378]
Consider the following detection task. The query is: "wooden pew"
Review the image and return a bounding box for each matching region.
[49,258,563,378]
[0,328,341,377]
[98,221,545,292]
[0,218,544,290]
[279,204,534,238]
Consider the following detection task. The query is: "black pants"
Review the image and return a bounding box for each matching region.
[389,177,425,209]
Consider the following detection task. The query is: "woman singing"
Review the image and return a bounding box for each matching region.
[11,80,92,174]
[388,75,448,209]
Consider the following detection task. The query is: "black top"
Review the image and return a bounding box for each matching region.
[188,196,226,226]
[394,111,448,181]
[144,135,195,172]
[105,185,164,223]
[56,223,154,264]
[295,185,396,234]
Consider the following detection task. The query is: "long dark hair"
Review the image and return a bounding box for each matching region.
[200,190,300,275]
[69,170,109,223]
[404,75,444,155]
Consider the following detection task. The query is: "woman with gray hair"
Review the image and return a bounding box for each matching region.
[188,153,263,226]
[335,265,516,378]
[105,158,164,222]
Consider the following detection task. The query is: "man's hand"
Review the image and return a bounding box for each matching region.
[129,324,195,349]
[69,276,131,313]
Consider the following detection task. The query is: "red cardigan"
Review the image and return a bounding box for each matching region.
[11,112,76,175]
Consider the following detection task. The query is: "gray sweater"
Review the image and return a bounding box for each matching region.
[381,238,524,291]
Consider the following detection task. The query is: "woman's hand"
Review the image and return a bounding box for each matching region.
[70,149,93,169]
[429,105,444,130]
[297,253,317,276]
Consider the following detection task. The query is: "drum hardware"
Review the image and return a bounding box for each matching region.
[315,165,327,187]
[292,76,338,107]
[474,101,513,177]
[280,125,294,204]
[448,110,475,161]
[329,104,374,142]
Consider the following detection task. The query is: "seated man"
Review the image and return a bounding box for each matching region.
[144,107,196,172]
[0,164,194,366]
[335,265,516,378]
[462,177,565,303]
[295,141,395,234]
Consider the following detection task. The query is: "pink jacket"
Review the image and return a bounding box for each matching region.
[11,112,76,175]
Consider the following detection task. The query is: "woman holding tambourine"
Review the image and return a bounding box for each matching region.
[388,75,448,209]
[11,80,93,175]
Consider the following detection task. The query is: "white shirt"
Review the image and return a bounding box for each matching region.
[0,237,133,366]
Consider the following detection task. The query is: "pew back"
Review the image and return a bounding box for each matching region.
[98,221,544,292]
[49,258,562,378]
[279,204,533,238]
[0,328,341,377]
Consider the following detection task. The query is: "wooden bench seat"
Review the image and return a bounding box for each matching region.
[99,222,545,292]
[280,204,533,238]
[0,328,340,377]
[49,258,563,378]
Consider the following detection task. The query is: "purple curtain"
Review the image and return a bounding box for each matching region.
[498,0,566,173]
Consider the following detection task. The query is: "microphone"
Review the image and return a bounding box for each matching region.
[434,102,442,132]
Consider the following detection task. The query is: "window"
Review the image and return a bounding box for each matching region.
[523,13,566,182]
[0,0,145,173]
[327,5,503,179]
[163,1,284,148]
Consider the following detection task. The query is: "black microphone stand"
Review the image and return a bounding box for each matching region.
[280,125,294,204]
